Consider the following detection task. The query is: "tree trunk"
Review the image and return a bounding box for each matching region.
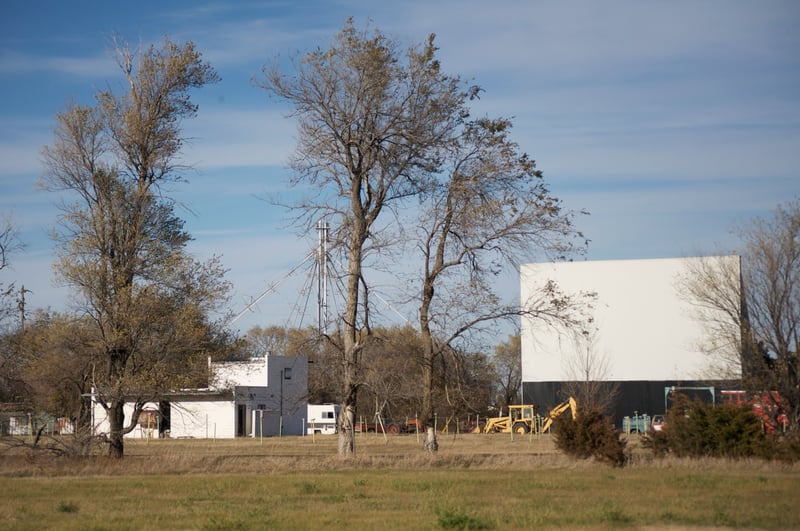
[338,354,360,456]
[108,399,125,458]
[337,402,356,456]
[424,425,438,452]
[337,199,366,456]
[420,333,438,453]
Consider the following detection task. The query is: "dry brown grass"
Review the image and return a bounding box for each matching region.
[2,431,797,477]
[0,432,574,476]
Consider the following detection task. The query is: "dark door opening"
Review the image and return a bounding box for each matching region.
[158,401,171,438]
[236,404,246,437]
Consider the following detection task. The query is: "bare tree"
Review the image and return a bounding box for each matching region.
[492,334,522,411]
[243,325,291,357]
[741,200,800,428]
[680,199,800,430]
[356,327,415,419]
[19,312,97,428]
[0,216,25,401]
[678,254,744,380]
[0,215,23,328]
[561,329,619,414]
[0,215,21,273]
[256,20,465,456]
[40,37,227,457]
[413,117,590,451]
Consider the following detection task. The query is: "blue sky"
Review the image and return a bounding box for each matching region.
[1,1,798,337]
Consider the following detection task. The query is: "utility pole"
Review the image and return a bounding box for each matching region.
[18,285,31,332]
[316,219,329,334]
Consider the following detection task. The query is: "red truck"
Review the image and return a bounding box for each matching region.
[355,418,423,434]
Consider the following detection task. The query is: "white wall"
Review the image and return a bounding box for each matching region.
[212,357,268,388]
[91,397,236,439]
[520,256,741,382]
[92,401,160,439]
[251,355,309,436]
[170,399,236,439]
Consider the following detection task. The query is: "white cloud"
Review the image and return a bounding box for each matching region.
[0,117,54,177]
[183,107,296,170]
[0,51,116,78]
[395,1,797,76]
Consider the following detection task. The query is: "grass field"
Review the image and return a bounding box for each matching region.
[2,432,798,530]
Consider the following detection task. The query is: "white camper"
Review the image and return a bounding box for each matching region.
[307,404,339,435]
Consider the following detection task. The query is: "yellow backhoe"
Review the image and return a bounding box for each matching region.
[539,396,577,434]
[482,397,577,435]
[482,404,538,434]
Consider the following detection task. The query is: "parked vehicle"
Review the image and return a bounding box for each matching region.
[355,418,421,434]
[483,405,536,434]
[651,414,665,432]
[307,404,339,435]
[720,390,790,434]
[354,419,383,433]
[483,397,577,435]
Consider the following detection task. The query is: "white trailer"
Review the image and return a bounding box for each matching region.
[307,404,339,435]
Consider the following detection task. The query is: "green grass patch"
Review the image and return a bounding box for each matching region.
[56,500,79,513]
[436,508,490,529]
[1,467,797,529]
[0,435,798,529]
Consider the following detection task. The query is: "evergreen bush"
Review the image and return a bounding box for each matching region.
[645,395,783,459]
[553,408,627,467]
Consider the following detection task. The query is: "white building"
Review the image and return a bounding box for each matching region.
[520,256,741,423]
[92,355,308,439]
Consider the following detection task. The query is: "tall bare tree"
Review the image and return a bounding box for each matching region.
[413,117,590,451]
[256,20,465,456]
[0,216,25,401]
[678,254,744,380]
[0,215,20,273]
[741,200,800,428]
[0,215,23,328]
[561,329,619,414]
[492,334,522,411]
[680,199,800,430]
[41,38,227,457]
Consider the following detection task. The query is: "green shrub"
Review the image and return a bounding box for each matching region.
[646,395,776,459]
[56,500,79,513]
[553,408,627,467]
[436,508,489,529]
[773,431,800,462]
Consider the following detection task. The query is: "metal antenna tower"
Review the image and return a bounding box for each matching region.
[316,219,329,334]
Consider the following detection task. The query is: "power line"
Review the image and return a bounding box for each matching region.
[227,250,316,327]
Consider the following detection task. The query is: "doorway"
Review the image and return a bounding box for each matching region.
[236,404,246,437]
